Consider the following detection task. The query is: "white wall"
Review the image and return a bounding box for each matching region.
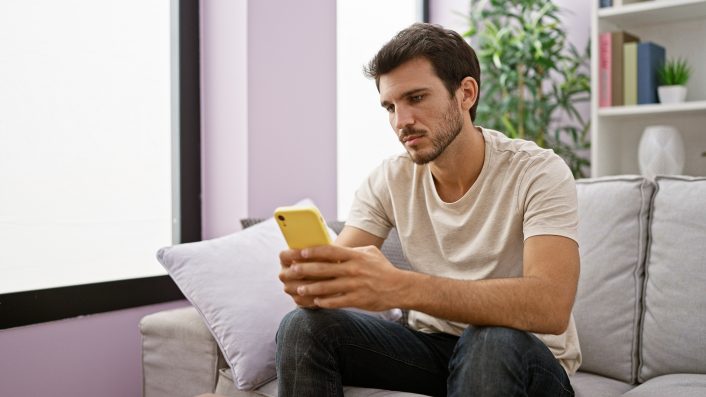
[336,0,419,218]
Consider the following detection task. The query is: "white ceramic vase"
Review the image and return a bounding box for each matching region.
[638,125,685,179]
[658,85,687,104]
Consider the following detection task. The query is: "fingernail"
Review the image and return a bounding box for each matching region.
[291,265,300,273]
[297,286,306,295]
[301,249,310,258]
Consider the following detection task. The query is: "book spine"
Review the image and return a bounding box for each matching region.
[637,42,666,104]
[611,33,624,106]
[600,0,613,7]
[624,42,638,106]
[599,32,612,107]
[610,32,640,107]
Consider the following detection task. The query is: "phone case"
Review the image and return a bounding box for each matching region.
[274,205,332,249]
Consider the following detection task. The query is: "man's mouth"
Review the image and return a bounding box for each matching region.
[401,134,424,146]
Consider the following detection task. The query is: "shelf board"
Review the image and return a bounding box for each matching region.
[598,0,706,28]
[598,100,706,117]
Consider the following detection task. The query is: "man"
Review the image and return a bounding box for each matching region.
[276,23,580,397]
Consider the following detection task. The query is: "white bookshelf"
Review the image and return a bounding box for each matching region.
[590,0,706,177]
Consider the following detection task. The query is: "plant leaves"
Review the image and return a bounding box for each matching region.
[465,0,591,176]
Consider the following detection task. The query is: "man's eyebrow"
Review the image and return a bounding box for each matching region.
[380,88,430,108]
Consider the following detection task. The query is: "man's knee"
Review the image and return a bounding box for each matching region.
[454,326,534,362]
[276,308,351,346]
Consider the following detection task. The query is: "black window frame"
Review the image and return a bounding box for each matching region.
[0,0,200,330]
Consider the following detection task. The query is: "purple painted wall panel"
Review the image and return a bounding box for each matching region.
[247,0,337,220]
[0,300,188,397]
[201,0,249,239]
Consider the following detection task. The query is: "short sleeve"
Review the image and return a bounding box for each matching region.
[518,154,578,243]
[345,162,395,239]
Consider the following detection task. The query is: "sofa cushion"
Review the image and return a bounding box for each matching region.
[570,372,634,397]
[624,374,706,397]
[638,176,706,382]
[573,176,655,383]
[141,306,225,397]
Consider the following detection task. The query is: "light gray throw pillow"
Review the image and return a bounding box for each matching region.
[156,199,334,390]
[573,176,654,383]
[157,199,400,390]
[639,176,706,382]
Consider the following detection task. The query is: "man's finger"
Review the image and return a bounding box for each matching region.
[297,277,354,297]
[300,244,360,263]
[279,248,304,266]
[313,293,351,309]
[290,261,353,279]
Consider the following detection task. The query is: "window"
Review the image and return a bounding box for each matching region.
[0,0,200,329]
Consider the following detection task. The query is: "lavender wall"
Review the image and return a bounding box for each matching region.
[0,300,189,396]
[246,0,337,220]
[201,0,248,240]
[201,0,338,238]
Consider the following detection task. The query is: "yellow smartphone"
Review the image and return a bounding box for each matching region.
[274,205,332,249]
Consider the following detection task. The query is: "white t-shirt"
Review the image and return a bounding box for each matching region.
[346,127,582,374]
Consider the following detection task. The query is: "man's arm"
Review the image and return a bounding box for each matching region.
[335,225,385,248]
[287,234,579,335]
[402,235,579,334]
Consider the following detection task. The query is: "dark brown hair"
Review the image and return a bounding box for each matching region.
[364,23,481,121]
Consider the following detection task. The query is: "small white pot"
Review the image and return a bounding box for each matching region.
[658,85,687,104]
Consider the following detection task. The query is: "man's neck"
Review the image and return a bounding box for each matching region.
[429,125,485,203]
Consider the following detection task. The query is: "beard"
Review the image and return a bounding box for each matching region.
[399,99,464,165]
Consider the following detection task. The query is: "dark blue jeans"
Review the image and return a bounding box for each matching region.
[275,308,574,397]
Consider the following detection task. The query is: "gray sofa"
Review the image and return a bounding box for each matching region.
[140,175,706,396]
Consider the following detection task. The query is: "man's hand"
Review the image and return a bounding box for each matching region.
[279,245,406,311]
[279,248,324,308]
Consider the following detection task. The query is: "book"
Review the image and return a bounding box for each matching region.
[599,33,612,107]
[623,42,638,106]
[611,32,640,106]
[599,31,639,107]
[600,0,612,7]
[637,42,666,104]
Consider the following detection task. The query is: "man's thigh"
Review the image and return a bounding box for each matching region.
[290,309,457,397]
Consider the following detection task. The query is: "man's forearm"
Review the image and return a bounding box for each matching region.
[398,271,573,335]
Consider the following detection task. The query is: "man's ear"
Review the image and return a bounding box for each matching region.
[458,76,478,111]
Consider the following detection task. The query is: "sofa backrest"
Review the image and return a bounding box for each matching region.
[638,176,706,382]
[573,176,654,383]
[328,221,412,271]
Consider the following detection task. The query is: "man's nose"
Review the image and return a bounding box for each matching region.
[393,106,415,131]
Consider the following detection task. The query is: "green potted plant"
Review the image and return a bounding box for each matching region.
[465,0,591,177]
[657,57,691,104]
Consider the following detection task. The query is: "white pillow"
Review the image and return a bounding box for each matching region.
[157,199,399,390]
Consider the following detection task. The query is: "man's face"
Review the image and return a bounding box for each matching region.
[378,57,464,165]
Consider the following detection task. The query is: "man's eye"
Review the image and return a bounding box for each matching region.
[386,105,395,113]
[410,95,424,103]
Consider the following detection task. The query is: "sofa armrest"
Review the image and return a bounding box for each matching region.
[141,306,227,397]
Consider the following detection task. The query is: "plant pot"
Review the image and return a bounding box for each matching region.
[658,85,687,104]
[638,125,685,180]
